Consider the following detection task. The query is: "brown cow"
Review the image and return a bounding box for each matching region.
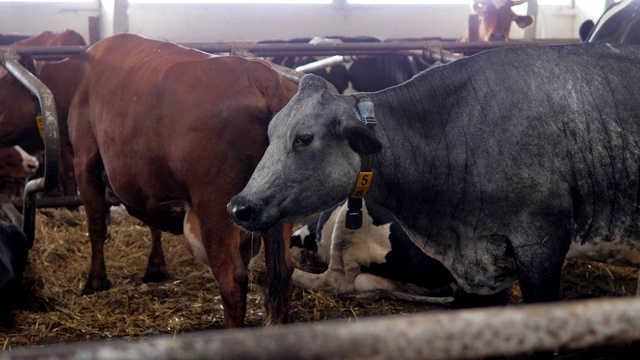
[0,29,86,197]
[460,0,534,42]
[66,34,297,328]
[0,31,172,288]
[0,146,38,189]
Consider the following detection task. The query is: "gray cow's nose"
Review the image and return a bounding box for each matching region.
[229,203,258,225]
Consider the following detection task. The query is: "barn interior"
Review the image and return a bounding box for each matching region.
[1,1,640,359]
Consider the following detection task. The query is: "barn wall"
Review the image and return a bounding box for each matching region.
[0,1,98,41]
[0,1,609,44]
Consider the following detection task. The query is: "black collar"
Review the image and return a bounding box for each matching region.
[345,93,377,230]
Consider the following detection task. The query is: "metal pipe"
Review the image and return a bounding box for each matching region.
[295,55,355,73]
[2,296,640,360]
[11,195,121,210]
[0,49,60,244]
[2,39,580,59]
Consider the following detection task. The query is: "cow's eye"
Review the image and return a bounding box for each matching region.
[294,133,314,148]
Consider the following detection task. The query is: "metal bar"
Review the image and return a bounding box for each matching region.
[0,48,60,244]
[0,39,580,60]
[295,55,355,73]
[2,296,640,360]
[11,195,121,210]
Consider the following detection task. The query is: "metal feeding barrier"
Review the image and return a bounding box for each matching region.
[1,296,640,360]
[0,47,60,244]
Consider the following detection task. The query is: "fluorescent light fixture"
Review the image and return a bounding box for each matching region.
[0,0,94,2]
[348,0,470,3]
[128,0,332,3]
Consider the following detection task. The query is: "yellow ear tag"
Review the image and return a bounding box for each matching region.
[36,115,45,141]
[350,171,373,198]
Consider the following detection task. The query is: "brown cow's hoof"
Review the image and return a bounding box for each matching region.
[81,278,112,295]
[142,266,169,283]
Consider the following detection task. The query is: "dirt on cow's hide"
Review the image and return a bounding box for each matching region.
[0,206,639,358]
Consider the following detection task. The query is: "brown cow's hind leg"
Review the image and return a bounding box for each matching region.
[143,227,169,283]
[74,144,111,295]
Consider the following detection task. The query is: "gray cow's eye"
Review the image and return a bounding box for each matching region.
[293,133,314,148]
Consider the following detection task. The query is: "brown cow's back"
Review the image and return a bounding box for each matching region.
[13,29,86,47]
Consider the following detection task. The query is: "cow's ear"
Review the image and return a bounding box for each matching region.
[514,15,534,29]
[340,122,382,155]
[579,20,594,42]
[300,74,329,91]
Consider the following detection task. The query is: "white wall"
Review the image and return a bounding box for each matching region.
[126,3,471,43]
[0,1,98,41]
[0,1,612,44]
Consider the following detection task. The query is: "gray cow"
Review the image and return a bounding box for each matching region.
[229,42,640,305]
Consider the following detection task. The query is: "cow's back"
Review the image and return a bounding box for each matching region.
[373,43,640,270]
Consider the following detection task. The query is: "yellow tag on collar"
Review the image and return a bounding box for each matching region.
[350,171,373,198]
[36,115,45,141]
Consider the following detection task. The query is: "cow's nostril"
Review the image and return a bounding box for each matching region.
[233,205,256,223]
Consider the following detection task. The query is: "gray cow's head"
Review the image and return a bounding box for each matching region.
[228,74,382,231]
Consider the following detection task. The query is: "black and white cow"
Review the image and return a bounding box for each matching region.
[290,199,463,305]
[0,220,31,323]
[263,36,433,94]
[579,0,640,44]
[229,42,640,307]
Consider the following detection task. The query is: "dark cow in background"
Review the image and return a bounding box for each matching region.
[229,42,640,309]
[579,0,640,45]
[65,33,297,328]
[460,0,534,42]
[261,37,351,93]
[0,34,30,45]
[263,36,434,93]
[0,220,30,325]
[0,29,87,198]
[291,199,510,307]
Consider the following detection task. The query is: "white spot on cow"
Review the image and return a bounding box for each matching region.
[292,201,392,293]
[292,225,311,244]
[182,206,208,266]
[13,145,38,175]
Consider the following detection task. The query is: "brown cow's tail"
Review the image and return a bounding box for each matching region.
[263,223,294,326]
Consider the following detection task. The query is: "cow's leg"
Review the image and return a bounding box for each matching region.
[59,143,77,198]
[143,227,169,283]
[192,206,248,328]
[292,230,364,293]
[350,273,456,305]
[74,146,111,295]
[511,217,571,304]
[262,223,294,325]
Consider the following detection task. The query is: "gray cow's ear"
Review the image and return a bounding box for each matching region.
[300,74,329,91]
[340,122,383,155]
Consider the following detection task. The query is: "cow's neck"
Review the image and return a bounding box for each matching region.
[364,66,470,258]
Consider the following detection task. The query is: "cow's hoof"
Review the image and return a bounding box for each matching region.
[142,267,169,283]
[81,278,112,295]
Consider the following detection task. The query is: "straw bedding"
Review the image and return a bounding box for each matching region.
[0,206,638,357]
